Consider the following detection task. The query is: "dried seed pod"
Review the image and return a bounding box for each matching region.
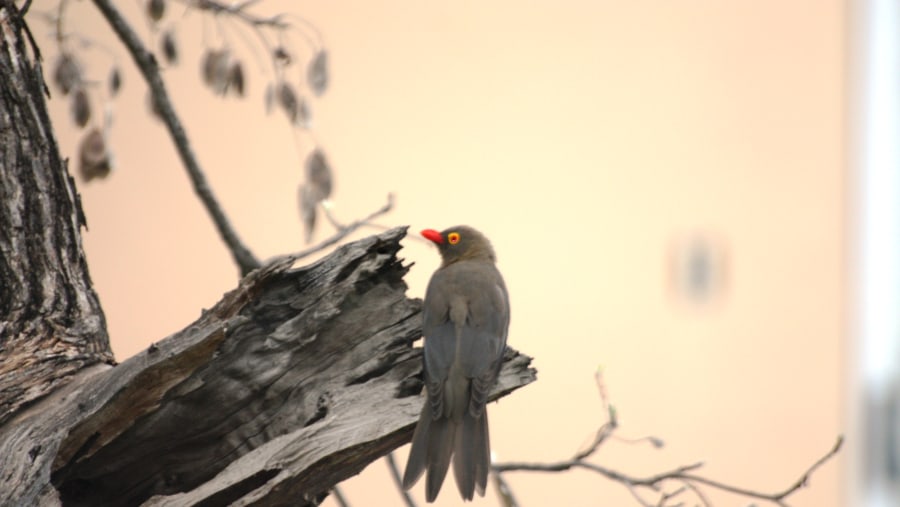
[161,30,178,64]
[306,50,328,96]
[298,184,317,244]
[264,82,275,114]
[147,0,165,22]
[201,50,215,86]
[228,61,244,97]
[278,82,297,117]
[278,82,310,126]
[305,148,333,201]
[202,49,231,94]
[273,46,291,66]
[79,128,111,182]
[71,88,91,128]
[109,67,122,97]
[53,53,81,96]
[295,96,310,128]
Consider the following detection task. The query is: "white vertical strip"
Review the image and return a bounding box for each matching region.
[851,0,900,505]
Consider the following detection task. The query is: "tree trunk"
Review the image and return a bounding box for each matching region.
[0,0,114,427]
[0,5,537,506]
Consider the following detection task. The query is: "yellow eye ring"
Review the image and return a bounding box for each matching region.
[448,232,461,244]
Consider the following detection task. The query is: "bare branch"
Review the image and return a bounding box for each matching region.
[494,436,842,506]
[493,362,838,506]
[385,452,418,507]
[624,482,654,507]
[491,469,521,507]
[91,0,261,276]
[187,0,291,30]
[181,0,324,53]
[680,479,712,507]
[678,435,844,506]
[291,193,395,262]
[775,434,844,500]
[573,420,616,461]
[330,485,350,507]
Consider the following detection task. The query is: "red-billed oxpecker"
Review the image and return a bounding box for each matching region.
[403,226,510,502]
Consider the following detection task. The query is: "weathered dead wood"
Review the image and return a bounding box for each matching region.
[0,1,114,427]
[0,6,535,505]
[0,227,536,506]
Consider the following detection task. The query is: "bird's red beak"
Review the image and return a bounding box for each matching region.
[421,229,443,244]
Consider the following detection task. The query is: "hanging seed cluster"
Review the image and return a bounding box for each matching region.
[53,54,91,128]
[50,0,339,236]
[52,51,116,182]
[298,148,334,243]
[79,128,112,182]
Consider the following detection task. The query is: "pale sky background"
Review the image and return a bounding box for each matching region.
[41,1,844,505]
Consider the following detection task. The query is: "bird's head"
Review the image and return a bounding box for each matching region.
[421,225,496,266]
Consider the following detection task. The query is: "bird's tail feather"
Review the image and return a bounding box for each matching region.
[453,410,490,501]
[425,416,454,502]
[402,404,430,491]
[403,404,459,502]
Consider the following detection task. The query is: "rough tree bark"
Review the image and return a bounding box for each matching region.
[0,4,536,506]
[0,0,114,427]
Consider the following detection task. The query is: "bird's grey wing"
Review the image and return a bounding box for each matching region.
[422,276,456,419]
[457,274,508,373]
[458,274,509,415]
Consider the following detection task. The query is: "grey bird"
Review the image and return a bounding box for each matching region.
[403,226,510,502]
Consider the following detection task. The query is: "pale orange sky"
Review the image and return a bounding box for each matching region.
[44,1,844,505]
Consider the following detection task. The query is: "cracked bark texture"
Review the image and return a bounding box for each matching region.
[0,5,537,505]
[0,1,114,427]
[1,226,536,506]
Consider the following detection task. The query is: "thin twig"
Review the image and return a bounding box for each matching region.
[330,484,350,507]
[495,371,839,506]
[655,485,687,507]
[19,0,33,17]
[773,434,844,500]
[178,0,290,30]
[624,481,654,507]
[289,194,394,262]
[491,469,520,507]
[494,436,842,507]
[385,452,418,507]
[577,460,704,486]
[678,435,844,506]
[573,420,616,461]
[572,366,621,460]
[321,202,430,246]
[11,0,40,63]
[320,201,343,230]
[91,0,261,276]
[613,434,665,448]
[680,479,712,507]
[355,220,432,245]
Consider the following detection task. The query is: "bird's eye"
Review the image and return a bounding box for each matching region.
[448,232,461,245]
